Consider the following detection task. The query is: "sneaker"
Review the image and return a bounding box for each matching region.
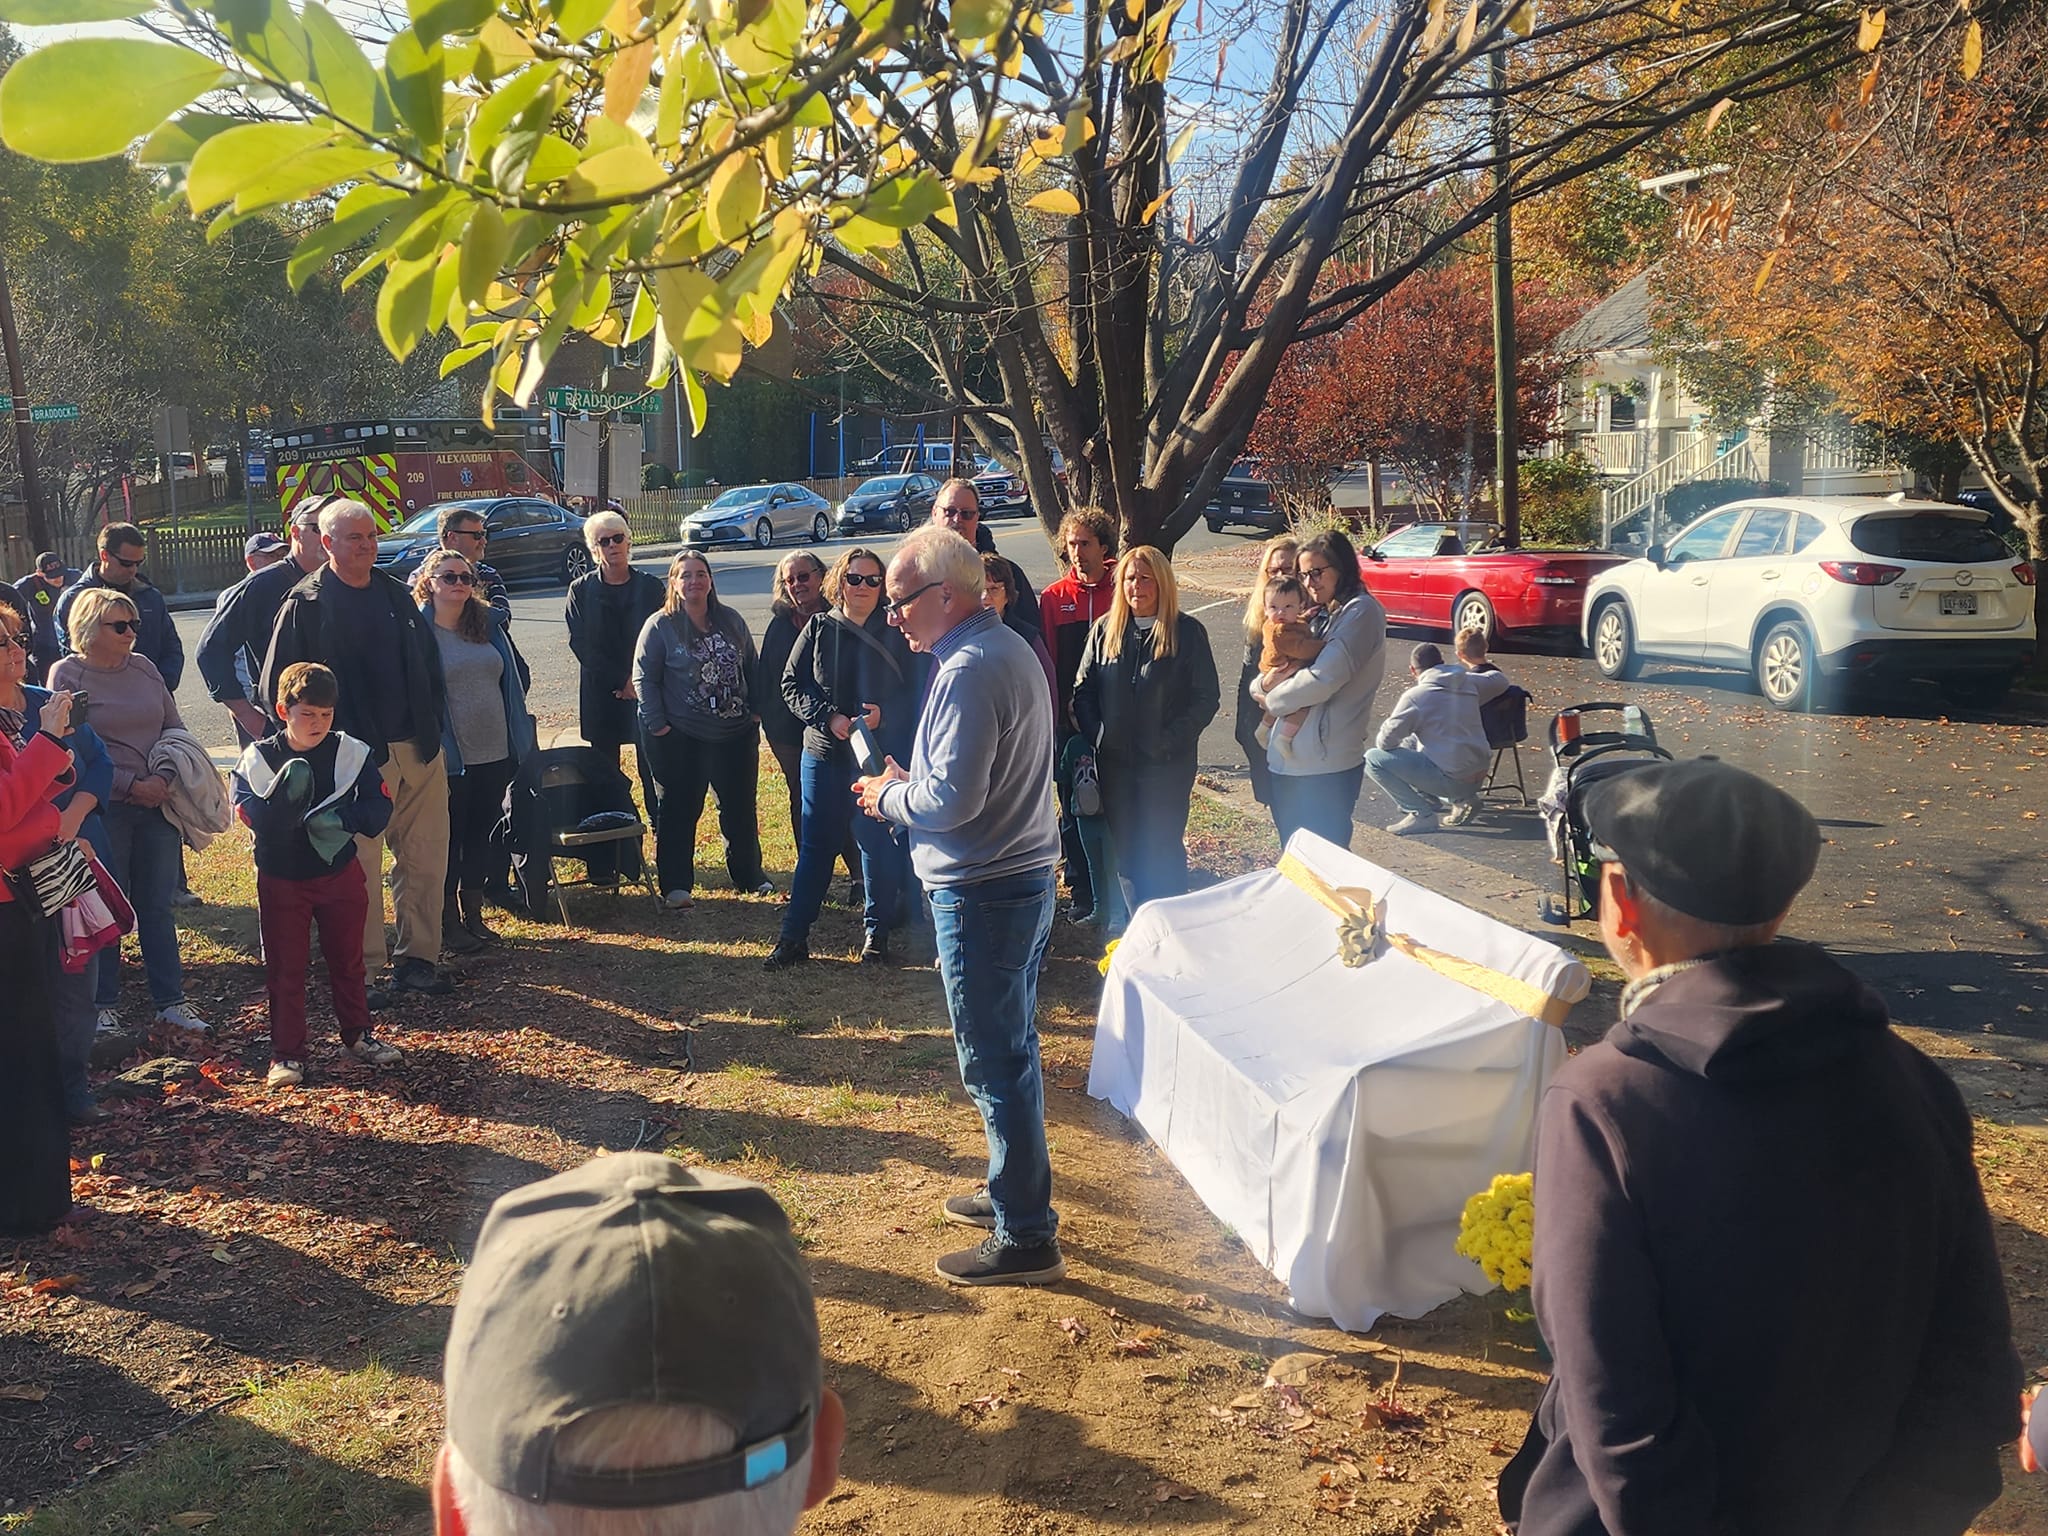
[762,938,809,971]
[859,931,890,966]
[346,1036,404,1067]
[1065,902,1097,926]
[751,880,776,898]
[935,1234,1065,1287]
[1441,800,1477,828]
[265,1060,305,1089]
[94,1008,123,1037]
[941,1188,997,1230]
[663,889,694,910]
[68,1102,110,1126]
[155,1002,208,1032]
[391,959,453,996]
[1386,812,1429,835]
[365,986,392,1012]
[169,889,204,909]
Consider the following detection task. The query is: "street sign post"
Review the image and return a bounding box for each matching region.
[27,402,78,423]
[543,385,658,418]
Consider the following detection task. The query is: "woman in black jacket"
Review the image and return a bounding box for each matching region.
[1072,546,1220,913]
[764,548,924,969]
[759,551,857,898]
[563,511,664,818]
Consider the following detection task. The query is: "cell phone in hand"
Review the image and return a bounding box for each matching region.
[68,691,89,722]
[849,719,884,776]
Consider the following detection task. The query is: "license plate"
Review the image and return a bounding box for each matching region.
[1939,592,1978,615]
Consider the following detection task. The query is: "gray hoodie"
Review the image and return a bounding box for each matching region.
[1260,592,1389,778]
[1374,664,1512,781]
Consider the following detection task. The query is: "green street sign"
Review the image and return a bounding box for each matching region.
[543,385,657,417]
[28,402,79,423]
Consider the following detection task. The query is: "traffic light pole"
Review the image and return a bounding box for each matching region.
[0,249,51,551]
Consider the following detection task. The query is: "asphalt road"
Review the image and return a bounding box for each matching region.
[167,515,2047,1043]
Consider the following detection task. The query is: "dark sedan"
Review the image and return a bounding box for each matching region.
[836,473,938,534]
[375,497,591,585]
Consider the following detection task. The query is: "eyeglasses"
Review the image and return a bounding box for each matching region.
[596,533,628,548]
[37,565,61,577]
[841,572,882,589]
[106,552,144,570]
[2,633,29,651]
[883,580,942,619]
[435,571,477,587]
[447,526,487,543]
[104,619,138,635]
[935,504,975,521]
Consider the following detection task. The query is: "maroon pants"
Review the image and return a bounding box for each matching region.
[259,863,372,1061]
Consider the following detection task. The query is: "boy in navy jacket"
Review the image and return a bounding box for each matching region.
[231,662,400,1088]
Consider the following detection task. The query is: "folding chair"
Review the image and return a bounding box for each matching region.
[1480,684,1533,807]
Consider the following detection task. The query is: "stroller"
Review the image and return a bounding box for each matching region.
[496,745,659,925]
[1537,703,1673,925]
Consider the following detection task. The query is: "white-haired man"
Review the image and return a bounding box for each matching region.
[434,1153,846,1536]
[855,526,1064,1286]
[262,499,453,1000]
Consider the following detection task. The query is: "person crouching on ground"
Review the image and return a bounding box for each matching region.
[855,527,1065,1287]
[231,663,402,1090]
[1498,758,2020,1536]
[433,1153,845,1536]
[1363,641,1511,834]
[1254,575,1321,757]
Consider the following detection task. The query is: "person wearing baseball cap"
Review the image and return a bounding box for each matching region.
[434,1153,844,1536]
[199,504,327,747]
[1499,758,2019,1536]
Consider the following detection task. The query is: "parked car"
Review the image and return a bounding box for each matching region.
[1582,496,2037,711]
[682,483,835,549]
[972,459,1030,517]
[1204,459,1281,534]
[836,473,937,535]
[1359,522,1628,642]
[374,496,590,585]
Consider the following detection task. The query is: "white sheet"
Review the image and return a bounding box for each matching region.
[1088,831,1586,1331]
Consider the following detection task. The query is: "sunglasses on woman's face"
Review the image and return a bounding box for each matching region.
[841,572,882,588]
[597,533,628,548]
[105,619,139,635]
[2,632,29,651]
[436,571,477,587]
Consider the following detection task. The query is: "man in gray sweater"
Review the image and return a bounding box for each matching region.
[857,527,1065,1287]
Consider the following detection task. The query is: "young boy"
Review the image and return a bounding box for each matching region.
[1255,576,1324,757]
[231,662,401,1089]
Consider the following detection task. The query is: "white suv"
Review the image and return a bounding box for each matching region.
[1582,497,2036,711]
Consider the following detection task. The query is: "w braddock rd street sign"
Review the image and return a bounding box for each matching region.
[1,396,81,422]
[542,386,658,418]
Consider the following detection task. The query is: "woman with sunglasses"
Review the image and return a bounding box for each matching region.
[564,511,664,821]
[414,551,535,952]
[760,551,859,903]
[766,548,924,968]
[634,552,772,909]
[47,588,206,1034]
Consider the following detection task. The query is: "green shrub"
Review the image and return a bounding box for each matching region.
[1659,476,1787,528]
[1519,453,1601,546]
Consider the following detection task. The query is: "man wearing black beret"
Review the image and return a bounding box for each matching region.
[1501,758,2020,1536]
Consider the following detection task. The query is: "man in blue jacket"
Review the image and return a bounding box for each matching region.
[55,523,183,690]
[1501,759,2020,1536]
[197,501,326,744]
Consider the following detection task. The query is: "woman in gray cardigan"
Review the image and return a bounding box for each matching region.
[633,552,771,908]
[1252,530,1387,852]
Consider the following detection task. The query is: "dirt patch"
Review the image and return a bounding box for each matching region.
[1172,543,1264,601]
[4,791,2045,1534]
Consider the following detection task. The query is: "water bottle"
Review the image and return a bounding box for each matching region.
[1622,704,1646,740]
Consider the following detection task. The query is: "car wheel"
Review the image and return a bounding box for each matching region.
[1939,674,2012,709]
[1590,602,1641,680]
[561,542,593,584]
[811,512,830,543]
[754,518,774,549]
[894,504,912,533]
[1754,620,1816,712]
[1206,516,1225,535]
[1453,592,1496,645]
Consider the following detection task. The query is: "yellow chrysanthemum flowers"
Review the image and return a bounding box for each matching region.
[1454,1171,1534,1293]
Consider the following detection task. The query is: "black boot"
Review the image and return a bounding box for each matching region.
[860,929,890,965]
[441,915,483,956]
[763,937,810,971]
[460,890,501,945]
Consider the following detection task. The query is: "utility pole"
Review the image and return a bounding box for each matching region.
[1490,23,1521,548]
[0,249,51,550]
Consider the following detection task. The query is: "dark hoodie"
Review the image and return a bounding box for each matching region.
[1508,943,2019,1536]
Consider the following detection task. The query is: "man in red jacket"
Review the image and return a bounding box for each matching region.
[1035,508,1118,922]
[1502,758,2020,1536]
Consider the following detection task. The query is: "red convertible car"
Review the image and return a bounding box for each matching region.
[1358,523,1629,643]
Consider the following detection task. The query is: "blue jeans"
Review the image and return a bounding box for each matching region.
[928,867,1058,1247]
[1364,747,1481,815]
[1269,764,1363,851]
[781,750,905,943]
[98,801,185,1010]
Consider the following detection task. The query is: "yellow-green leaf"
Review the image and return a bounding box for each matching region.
[304,2,388,128]
[186,121,333,213]
[0,38,224,164]
[565,140,669,200]
[951,0,1008,40]
[410,0,496,40]
[459,203,511,304]
[680,365,707,433]
[1855,7,1884,51]
[1751,249,1778,296]
[654,265,744,380]
[137,111,238,168]
[706,153,766,243]
[377,252,440,361]
[527,134,583,185]
[1960,18,1982,78]
[384,29,446,149]
[0,0,154,19]
[550,0,614,37]
[624,281,658,345]
[1025,187,1081,214]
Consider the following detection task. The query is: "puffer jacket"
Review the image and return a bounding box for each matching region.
[1071,612,1220,770]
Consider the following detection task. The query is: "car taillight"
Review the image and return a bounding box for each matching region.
[2015,562,2037,587]
[1819,560,1906,586]
[1531,572,1577,587]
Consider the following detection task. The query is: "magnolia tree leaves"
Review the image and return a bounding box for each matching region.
[0,0,1021,428]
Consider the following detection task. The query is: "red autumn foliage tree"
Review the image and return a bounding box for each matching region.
[1247,263,1584,524]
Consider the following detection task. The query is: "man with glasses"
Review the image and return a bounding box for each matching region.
[56,522,184,691]
[12,550,76,682]
[199,501,330,745]
[856,526,1064,1287]
[436,506,512,627]
[565,509,664,821]
[263,499,454,1001]
[931,479,1041,636]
